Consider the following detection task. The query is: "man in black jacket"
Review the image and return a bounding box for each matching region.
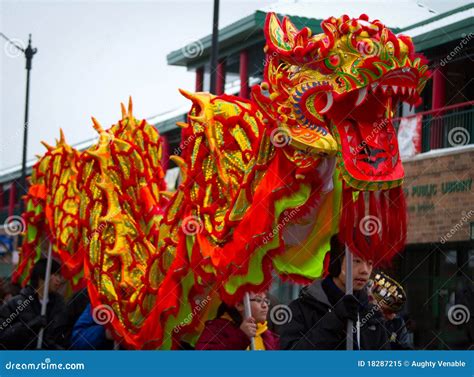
[0,258,67,350]
[280,235,390,350]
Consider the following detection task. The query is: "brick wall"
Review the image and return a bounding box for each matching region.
[403,147,474,244]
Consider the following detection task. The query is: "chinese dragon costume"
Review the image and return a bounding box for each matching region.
[13,12,429,349]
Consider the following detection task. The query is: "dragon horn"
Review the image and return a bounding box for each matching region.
[121,102,127,120]
[170,155,188,183]
[91,117,104,133]
[128,96,133,118]
[41,141,54,151]
[179,88,195,101]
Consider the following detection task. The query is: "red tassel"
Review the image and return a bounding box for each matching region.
[354,191,367,257]
[368,190,381,260]
[379,190,389,262]
[339,185,407,267]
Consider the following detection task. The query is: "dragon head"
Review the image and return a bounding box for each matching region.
[255,13,429,190]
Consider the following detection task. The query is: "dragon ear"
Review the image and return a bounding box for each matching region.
[264,13,319,64]
[264,13,294,54]
[282,16,298,45]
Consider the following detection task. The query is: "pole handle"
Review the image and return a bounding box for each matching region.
[37,242,53,349]
[345,244,354,351]
[243,292,256,350]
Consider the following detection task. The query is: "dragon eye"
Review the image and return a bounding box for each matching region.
[325,53,341,70]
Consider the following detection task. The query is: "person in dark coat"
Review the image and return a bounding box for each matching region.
[71,303,115,350]
[196,292,279,350]
[280,235,390,350]
[383,314,412,350]
[0,258,67,350]
[0,280,21,305]
[54,287,90,348]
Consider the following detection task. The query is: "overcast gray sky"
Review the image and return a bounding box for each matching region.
[0,0,277,172]
[0,0,468,172]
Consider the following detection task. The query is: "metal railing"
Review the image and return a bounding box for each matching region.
[393,101,474,153]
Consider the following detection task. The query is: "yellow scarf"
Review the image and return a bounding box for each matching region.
[247,321,268,351]
[221,314,268,350]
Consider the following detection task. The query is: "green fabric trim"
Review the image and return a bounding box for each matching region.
[223,183,311,295]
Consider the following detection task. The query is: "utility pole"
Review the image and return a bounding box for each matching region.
[1,32,37,216]
[209,0,220,94]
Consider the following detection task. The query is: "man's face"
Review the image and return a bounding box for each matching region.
[352,257,373,290]
[339,255,373,291]
[49,272,65,293]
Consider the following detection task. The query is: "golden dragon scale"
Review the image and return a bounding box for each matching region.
[14,131,84,289]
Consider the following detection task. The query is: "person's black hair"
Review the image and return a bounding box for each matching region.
[0,280,21,301]
[30,258,61,289]
[328,234,345,278]
[215,302,243,326]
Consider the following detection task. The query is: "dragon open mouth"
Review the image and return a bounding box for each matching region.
[321,68,422,190]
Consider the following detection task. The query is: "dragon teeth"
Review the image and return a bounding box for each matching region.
[392,153,399,167]
[392,85,398,94]
[355,87,368,106]
[319,92,334,114]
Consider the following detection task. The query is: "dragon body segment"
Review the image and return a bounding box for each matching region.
[14,12,429,349]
